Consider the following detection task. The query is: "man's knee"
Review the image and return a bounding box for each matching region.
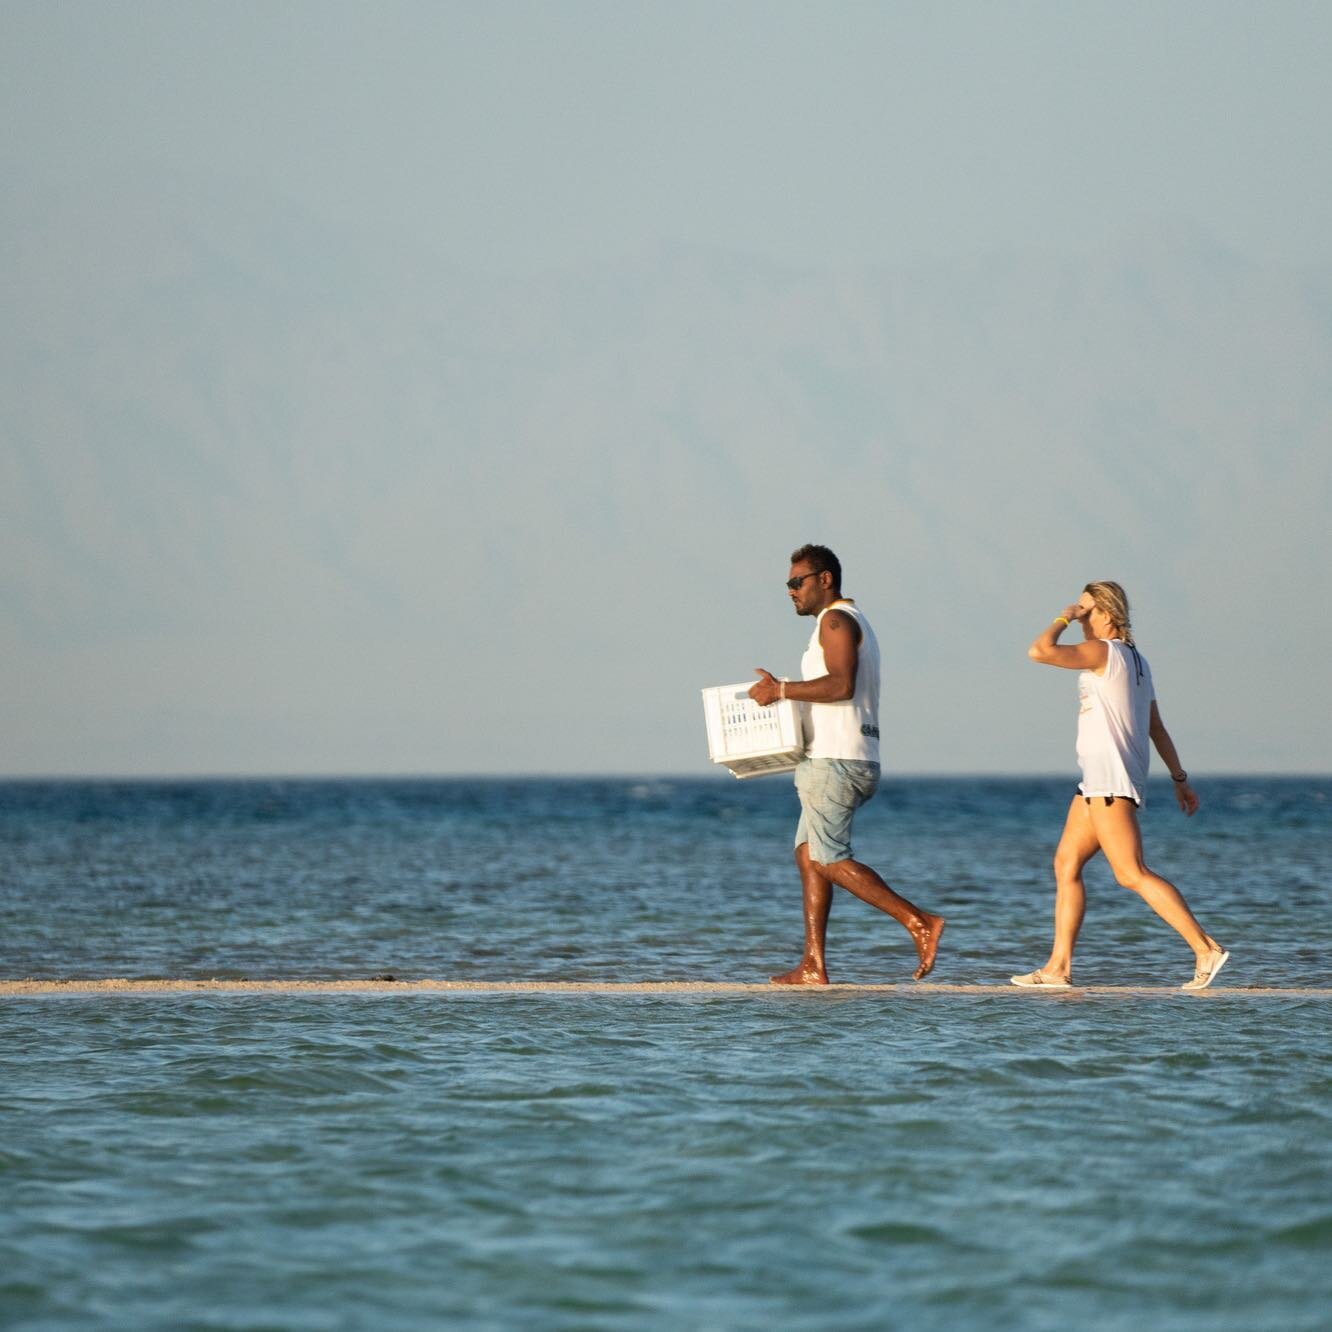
[795,841,825,870]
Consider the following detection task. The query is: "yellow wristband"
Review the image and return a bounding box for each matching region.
[1053,616,1070,628]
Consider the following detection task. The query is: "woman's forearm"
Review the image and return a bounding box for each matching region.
[1150,720,1187,780]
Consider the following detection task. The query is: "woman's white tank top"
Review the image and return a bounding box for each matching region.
[800,601,881,763]
[1076,639,1155,803]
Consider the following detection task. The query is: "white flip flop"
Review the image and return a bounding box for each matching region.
[1010,970,1072,990]
[1182,948,1231,991]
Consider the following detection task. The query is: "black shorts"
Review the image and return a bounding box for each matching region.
[1077,787,1140,808]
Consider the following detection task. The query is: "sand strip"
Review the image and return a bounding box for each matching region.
[2,979,1328,997]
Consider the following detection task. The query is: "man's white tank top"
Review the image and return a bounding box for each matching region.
[800,601,881,763]
[1076,639,1155,804]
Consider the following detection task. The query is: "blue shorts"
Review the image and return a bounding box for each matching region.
[794,757,881,866]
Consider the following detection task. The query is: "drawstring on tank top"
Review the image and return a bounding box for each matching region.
[1128,643,1143,685]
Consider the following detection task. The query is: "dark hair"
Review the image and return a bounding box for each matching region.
[790,543,842,592]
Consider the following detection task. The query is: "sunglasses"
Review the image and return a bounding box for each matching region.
[785,572,822,591]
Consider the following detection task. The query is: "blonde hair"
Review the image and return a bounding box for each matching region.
[1083,581,1135,645]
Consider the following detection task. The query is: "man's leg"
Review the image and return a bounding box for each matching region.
[776,759,945,982]
[770,841,835,985]
[822,857,946,979]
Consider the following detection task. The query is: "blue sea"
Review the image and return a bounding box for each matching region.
[2,775,1329,1330]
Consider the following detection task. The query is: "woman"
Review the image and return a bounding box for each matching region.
[1013,581,1229,990]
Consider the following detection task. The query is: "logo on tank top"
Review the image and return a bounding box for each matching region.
[861,725,880,739]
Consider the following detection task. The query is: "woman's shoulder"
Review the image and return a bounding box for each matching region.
[1088,638,1128,678]
[1110,638,1149,664]
[1107,639,1153,686]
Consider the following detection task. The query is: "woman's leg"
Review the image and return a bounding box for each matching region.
[1040,795,1101,979]
[1087,799,1217,963]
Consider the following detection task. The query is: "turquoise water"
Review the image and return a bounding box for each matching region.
[2,778,1330,1328]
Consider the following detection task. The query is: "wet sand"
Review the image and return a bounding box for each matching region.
[2,979,1328,997]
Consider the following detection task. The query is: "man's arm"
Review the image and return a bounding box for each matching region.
[750,609,861,706]
[1028,603,1108,672]
[1149,700,1199,815]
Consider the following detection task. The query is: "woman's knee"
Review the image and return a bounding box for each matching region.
[1110,862,1149,892]
[1053,848,1084,882]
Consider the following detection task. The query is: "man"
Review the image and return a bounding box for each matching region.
[749,544,945,985]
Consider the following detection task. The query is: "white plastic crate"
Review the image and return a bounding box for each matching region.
[701,681,806,779]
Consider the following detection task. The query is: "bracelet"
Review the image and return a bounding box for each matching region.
[779,680,786,701]
[1172,771,1188,783]
[1053,616,1070,628]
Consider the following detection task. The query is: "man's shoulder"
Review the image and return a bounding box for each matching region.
[822,602,871,628]
[818,603,867,644]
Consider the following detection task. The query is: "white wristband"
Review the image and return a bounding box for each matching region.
[779,680,786,701]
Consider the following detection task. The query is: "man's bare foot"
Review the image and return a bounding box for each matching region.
[910,914,945,980]
[770,963,829,985]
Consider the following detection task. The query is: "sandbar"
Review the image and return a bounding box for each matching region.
[2,978,1328,997]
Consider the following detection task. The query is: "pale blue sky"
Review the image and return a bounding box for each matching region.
[3,2,1329,775]
[6,2,1331,271]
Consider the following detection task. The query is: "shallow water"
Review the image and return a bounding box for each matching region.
[3,775,1327,987]
[2,777,1329,1328]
